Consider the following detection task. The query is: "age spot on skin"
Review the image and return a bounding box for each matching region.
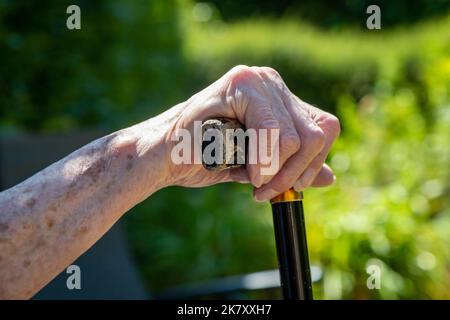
[22,222,33,231]
[26,198,36,208]
[65,181,79,200]
[46,217,55,229]
[105,180,116,192]
[23,260,31,268]
[75,226,89,237]
[126,162,133,171]
[86,146,98,156]
[125,154,134,171]
[85,158,107,183]
[0,223,9,232]
[34,237,47,250]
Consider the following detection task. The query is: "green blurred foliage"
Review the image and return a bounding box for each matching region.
[0,0,187,132]
[201,0,450,28]
[1,1,449,299]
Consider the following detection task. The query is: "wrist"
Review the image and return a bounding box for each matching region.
[121,103,187,194]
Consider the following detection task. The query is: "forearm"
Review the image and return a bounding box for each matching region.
[0,107,179,299]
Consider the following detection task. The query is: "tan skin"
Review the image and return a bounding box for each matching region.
[0,66,340,299]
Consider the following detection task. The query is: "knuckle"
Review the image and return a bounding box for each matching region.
[230,64,250,73]
[228,65,259,84]
[324,114,341,137]
[306,126,326,151]
[261,66,281,78]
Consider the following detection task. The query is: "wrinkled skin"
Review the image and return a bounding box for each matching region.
[165,65,340,200]
[0,66,339,299]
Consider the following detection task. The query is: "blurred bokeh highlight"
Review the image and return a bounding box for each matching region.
[0,0,449,299]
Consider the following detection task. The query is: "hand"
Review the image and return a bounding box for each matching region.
[163,65,340,201]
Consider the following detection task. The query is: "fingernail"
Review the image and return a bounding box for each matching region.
[253,175,264,188]
[296,168,316,190]
[254,194,266,202]
[332,174,337,184]
[255,188,278,202]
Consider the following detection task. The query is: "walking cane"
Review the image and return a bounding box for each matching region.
[202,119,313,300]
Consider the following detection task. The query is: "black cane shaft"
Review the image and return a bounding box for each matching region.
[271,199,313,300]
[201,119,313,300]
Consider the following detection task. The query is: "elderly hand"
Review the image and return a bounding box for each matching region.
[163,65,340,201]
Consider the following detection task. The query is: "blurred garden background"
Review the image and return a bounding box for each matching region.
[1,0,449,299]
